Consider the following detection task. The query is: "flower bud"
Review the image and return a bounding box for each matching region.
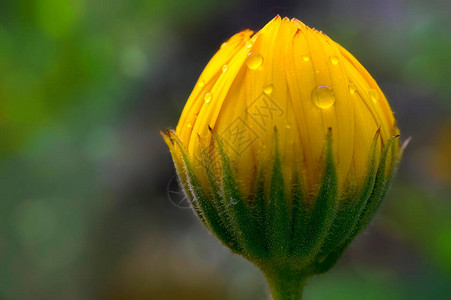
[163,15,402,299]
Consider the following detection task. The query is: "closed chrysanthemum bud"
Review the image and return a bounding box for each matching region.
[163,16,404,299]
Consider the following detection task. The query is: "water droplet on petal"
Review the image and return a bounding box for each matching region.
[222,64,228,72]
[302,54,310,62]
[246,52,263,69]
[245,40,254,49]
[204,92,212,103]
[312,85,335,109]
[368,89,379,103]
[221,42,227,49]
[263,84,273,95]
[329,56,339,65]
[348,83,357,94]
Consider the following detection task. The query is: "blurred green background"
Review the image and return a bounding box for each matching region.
[1,0,450,299]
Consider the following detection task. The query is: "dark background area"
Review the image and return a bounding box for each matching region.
[0,0,450,299]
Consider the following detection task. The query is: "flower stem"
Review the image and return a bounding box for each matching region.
[264,268,307,300]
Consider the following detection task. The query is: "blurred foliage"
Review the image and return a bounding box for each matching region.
[0,0,450,299]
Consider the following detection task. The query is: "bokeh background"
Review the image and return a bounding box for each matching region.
[1,0,450,299]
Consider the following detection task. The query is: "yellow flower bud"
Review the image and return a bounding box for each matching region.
[174,16,399,199]
[163,15,402,299]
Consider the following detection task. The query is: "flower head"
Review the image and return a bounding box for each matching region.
[163,16,402,299]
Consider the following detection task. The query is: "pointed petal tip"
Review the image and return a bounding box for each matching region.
[265,15,306,33]
[265,15,282,28]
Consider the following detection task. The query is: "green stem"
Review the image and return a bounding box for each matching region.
[264,268,308,300]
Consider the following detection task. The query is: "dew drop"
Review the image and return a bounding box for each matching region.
[222,64,228,72]
[329,56,339,65]
[246,52,264,69]
[348,83,357,94]
[368,89,379,103]
[263,84,274,95]
[302,54,310,62]
[204,92,212,103]
[312,85,335,109]
[245,40,254,49]
[221,42,227,49]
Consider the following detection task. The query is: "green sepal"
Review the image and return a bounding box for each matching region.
[355,135,398,231]
[302,129,338,258]
[317,129,380,259]
[251,171,267,245]
[162,131,208,227]
[312,134,399,274]
[211,129,267,259]
[290,172,309,256]
[166,130,236,250]
[197,136,243,253]
[266,128,291,258]
[164,127,401,284]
